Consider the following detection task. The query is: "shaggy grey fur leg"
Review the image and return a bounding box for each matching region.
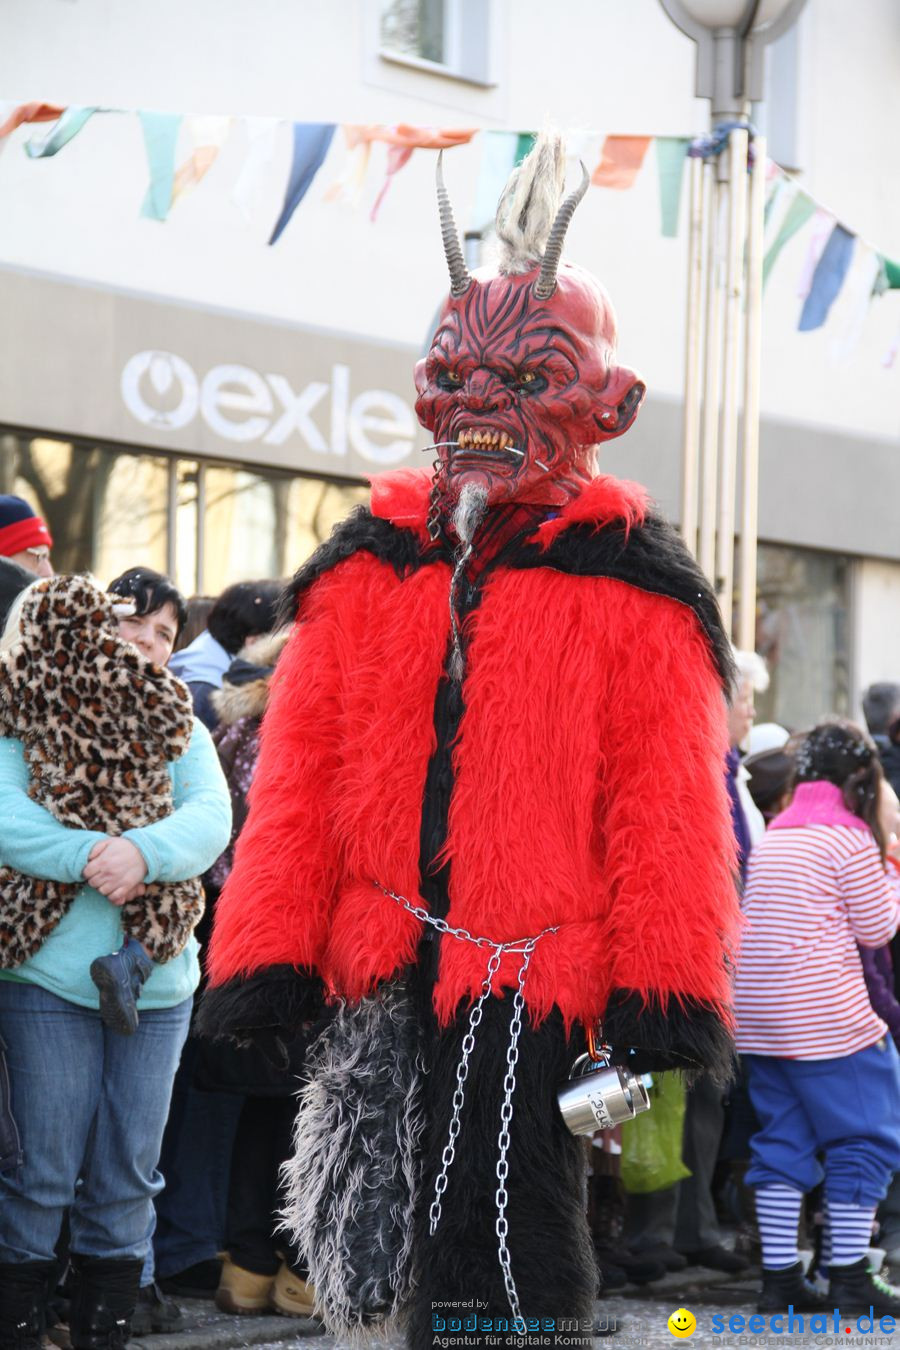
[280,979,425,1340]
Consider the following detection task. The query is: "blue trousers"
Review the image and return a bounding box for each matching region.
[150,1034,242,1279]
[0,981,191,1263]
[744,1040,900,1206]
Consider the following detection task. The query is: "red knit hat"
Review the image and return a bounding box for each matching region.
[0,496,53,557]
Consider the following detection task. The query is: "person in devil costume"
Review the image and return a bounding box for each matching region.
[198,135,740,1349]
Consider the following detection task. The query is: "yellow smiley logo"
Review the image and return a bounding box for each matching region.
[668,1308,697,1338]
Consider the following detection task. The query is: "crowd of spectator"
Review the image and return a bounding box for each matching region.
[1,488,900,1346]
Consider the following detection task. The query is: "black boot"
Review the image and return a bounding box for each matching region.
[0,1260,58,1349]
[68,1256,143,1350]
[758,1261,828,1313]
[829,1256,900,1317]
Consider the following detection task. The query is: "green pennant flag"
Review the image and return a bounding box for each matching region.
[655,137,690,238]
[139,111,183,221]
[762,188,816,288]
[884,257,900,289]
[24,106,96,158]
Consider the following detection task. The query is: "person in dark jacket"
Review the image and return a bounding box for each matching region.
[168,581,282,731]
[202,629,317,1317]
[863,683,900,799]
[0,557,31,631]
[864,780,900,1265]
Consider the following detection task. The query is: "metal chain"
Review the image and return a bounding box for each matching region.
[495,939,537,1336]
[374,881,557,1331]
[429,944,502,1235]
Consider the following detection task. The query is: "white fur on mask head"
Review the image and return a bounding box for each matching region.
[452,482,489,547]
[493,131,566,276]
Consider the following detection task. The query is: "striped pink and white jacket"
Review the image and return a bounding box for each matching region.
[734,780,900,1059]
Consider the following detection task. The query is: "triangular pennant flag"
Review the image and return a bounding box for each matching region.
[764,174,785,227]
[139,111,183,221]
[324,125,374,207]
[796,209,834,300]
[877,256,900,290]
[762,188,816,287]
[24,106,96,158]
[370,142,414,223]
[470,131,520,233]
[655,137,690,237]
[171,115,231,206]
[798,225,856,332]
[591,135,651,189]
[0,101,65,140]
[830,247,881,363]
[268,122,336,245]
[232,117,280,220]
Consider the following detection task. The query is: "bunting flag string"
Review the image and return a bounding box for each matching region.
[1,100,899,362]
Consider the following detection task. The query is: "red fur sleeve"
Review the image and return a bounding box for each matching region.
[206,579,343,988]
[595,586,740,1081]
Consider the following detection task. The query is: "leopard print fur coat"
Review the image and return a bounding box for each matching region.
[0,574,205,968]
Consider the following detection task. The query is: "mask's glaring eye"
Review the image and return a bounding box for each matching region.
[516,370,547,394]
[438,369,463,390]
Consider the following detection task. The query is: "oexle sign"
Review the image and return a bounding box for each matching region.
[0,265,424,477]
[121,351,417,466]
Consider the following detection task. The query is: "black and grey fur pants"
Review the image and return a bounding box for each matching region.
[407,999,597,1350]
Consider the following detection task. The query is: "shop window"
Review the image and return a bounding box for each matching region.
[379,0,493,84]
[0,428,369,600]
[753,543,850,732]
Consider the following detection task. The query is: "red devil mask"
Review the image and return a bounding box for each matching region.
[415,155,646,511]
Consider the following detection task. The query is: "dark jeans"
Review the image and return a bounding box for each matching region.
[150,1035,243,1280]
[226,1096,304,1276]
[626,1073,725,1253]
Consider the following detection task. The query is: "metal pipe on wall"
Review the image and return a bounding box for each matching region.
[715,127,749,635]
[680,154,706,559]
[698,165,724,584]
[737,134,767,652]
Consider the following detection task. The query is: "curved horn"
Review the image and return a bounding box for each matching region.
[436,150,472,297]
[533,161,590,300]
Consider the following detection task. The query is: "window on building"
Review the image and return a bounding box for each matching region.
[0,429,369,598]
[752,543,850,731]
[379,0,493,84]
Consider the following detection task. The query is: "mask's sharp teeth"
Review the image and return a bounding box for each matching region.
[491,432,499,447]
[474,432,483,446]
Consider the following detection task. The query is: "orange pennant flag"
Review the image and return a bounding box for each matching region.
[591,135,652,190]
[0,102,65,139]
[344,123,476,151]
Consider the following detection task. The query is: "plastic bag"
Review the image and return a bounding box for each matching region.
[619,1071,691,1194]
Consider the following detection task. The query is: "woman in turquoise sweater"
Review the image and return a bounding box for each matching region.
[0,568,231,1350]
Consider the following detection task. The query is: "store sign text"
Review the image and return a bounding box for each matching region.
[120,350,417,465]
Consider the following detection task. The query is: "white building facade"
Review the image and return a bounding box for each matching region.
[1,0,899,728]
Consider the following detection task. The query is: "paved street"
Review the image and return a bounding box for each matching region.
[129,1267,766,1350]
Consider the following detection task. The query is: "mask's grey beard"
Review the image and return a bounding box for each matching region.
[452,483,489,546]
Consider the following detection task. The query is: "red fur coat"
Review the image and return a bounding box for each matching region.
[204,469,739,1076]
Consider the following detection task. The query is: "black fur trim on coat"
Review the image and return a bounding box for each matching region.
[407,999,597,1350]
[602,988,736,1086]
[279,503,733,694]
[515,513,735,693]
[196,965,328,1046]
[279,506,442,624]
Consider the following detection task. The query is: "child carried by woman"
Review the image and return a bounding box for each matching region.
[0,573,205,1033]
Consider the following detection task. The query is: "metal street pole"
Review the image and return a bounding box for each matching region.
[659,0,808,645]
